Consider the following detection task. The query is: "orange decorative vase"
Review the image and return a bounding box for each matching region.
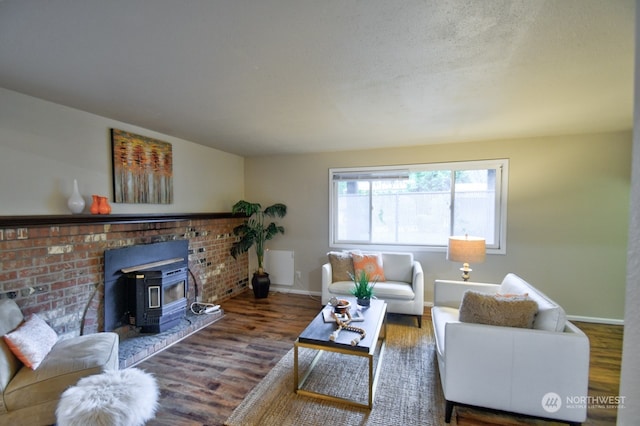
[98,196,112,214]
[90,195,100,215]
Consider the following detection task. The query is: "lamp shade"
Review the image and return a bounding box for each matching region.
[447,236,486,263]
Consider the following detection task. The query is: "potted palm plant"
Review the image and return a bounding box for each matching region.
[230,200,287,298]
[349,270,377,307]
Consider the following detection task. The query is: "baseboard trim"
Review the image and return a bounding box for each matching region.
[270,286,321,297]
[567,315,624,325]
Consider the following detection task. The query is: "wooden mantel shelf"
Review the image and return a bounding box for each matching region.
[0,212,240,228]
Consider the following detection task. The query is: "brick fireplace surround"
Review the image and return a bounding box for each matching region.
[0,213,249,338]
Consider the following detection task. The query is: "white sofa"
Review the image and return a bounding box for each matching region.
[321,251,424,327]
[431,273,590,425]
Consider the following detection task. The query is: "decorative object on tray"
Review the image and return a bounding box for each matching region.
[326,297,366,346]
[230,200,287,298]
[331,298,350,314]
[322,305,364,323]
[349,270,377,307]
[67,179,85,214]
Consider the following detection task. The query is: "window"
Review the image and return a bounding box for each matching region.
[329,159,508,252]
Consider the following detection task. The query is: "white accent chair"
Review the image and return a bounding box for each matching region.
[431,273,590,425]
[321,252,424,327]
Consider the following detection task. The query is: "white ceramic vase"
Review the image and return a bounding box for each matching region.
[67,179,85,214]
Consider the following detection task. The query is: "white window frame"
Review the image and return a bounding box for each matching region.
[329,159,509,254]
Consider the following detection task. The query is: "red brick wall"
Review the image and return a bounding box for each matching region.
[0,218,248,337]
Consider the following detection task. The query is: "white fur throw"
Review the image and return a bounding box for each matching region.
[56,368,159,426]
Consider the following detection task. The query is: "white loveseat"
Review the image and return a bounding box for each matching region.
[431,273,590,425]
[322,251,424,327]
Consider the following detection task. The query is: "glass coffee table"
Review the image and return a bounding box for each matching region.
[293,298,387,409]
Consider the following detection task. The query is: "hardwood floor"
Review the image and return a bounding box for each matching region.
[573,321,624,424]
[141,290,322,426]
[139,290,622,426]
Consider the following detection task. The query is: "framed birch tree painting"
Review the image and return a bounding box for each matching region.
[111,129,173,204]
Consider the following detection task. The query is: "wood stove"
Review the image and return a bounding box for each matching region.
[127,261,188,333]
[104,240,189,333]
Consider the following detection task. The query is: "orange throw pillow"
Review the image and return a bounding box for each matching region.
[351,253,385,282]
[4,314,58,369]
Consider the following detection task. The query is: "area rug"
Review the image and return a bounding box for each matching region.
[224,315,448,426]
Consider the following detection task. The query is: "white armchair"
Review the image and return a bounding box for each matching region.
[431,274,590,425]
[321,251,424,327]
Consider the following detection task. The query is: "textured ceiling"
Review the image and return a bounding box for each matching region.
[0,0,634,157]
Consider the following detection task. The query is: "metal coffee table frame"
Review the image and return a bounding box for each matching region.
[293,300,387,409]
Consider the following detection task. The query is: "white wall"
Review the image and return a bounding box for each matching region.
[617,2,640,422]
[245,132,631,322]
[0,88,244,214]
